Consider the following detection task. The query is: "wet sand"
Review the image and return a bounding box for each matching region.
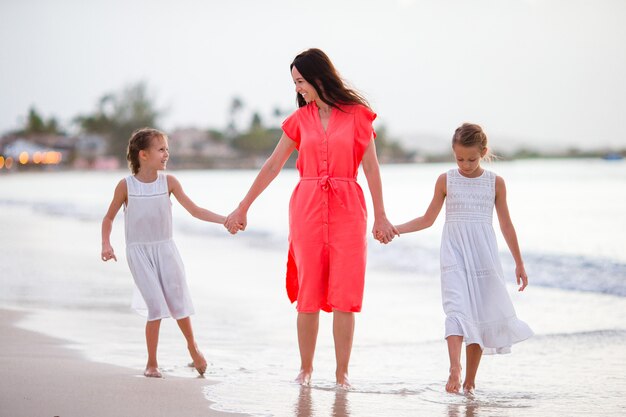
[0,308,245,417]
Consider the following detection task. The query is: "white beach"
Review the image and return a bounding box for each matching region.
[0,308,246,417]
[1,160,626,416]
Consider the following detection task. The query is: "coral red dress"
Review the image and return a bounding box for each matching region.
[282,102,376,313]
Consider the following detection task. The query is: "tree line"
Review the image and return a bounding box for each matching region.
[13,81,415,166]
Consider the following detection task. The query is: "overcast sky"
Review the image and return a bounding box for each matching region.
[2,0,625,152]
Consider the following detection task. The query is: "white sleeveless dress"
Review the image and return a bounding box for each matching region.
[441,169,533,354]
[124,173,194,321]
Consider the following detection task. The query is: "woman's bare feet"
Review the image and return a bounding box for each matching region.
[188,345,207,376]
[337,377,352,391]
[446,367,462,393]
[144,366,162,378]
[336,373,351,390]
[295,369,312,386]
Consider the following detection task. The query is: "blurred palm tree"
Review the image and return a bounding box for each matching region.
[75,82,162,163]
[17,107,63,136]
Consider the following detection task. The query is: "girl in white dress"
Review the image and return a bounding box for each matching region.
[101,128,226,378]
[393,123,533,395]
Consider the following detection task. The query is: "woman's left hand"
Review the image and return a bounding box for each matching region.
[372,216,399,244]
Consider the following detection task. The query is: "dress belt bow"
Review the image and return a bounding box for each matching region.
[300,175,356,207]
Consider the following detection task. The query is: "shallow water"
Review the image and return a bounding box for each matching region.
[1,159,625,416]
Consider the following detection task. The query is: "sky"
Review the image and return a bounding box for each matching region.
[2,0,626,152]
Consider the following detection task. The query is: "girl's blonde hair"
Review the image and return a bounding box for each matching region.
[126,127,166,174]
[452,123,493,161]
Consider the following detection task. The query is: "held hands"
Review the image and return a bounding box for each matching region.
[372,216,400,244]
[516,264,528,291]
[224,206,247,235]
[101,244,117,262]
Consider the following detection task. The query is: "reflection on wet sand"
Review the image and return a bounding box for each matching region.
[447,401,479,417]
[294,386,313,417]
[332,388,350,417]
[294,386,351,417]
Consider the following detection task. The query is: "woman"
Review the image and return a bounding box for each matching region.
[225,48,398,387]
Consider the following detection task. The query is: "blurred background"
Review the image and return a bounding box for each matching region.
[2,3,626,416]
[2,0,625,172]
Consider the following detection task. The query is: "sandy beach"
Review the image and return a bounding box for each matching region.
[1,163,626,416]
[0,308,245,417]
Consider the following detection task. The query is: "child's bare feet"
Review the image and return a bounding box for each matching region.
[192,352,207,375]
[463,382,476,397]
[144,366,162,378]
[188,345,207,376]
[446,367,462,393]
[295,369,312,386]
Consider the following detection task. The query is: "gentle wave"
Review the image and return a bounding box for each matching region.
[1,199,102,222]
[367,237,626,298]
[531,328,626,341]
[3,197,625,298]
[519,252,626,297]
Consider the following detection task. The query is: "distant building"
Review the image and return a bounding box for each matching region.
[0,134,75,170]
[75,134,108,160]
[169,128,236,158]
[168,128,239,168]
[3,138,49,158]
[73,134,119,170]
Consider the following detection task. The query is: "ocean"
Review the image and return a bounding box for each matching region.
[1,158,625,416]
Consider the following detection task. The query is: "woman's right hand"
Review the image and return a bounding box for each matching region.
[225,206,247,234]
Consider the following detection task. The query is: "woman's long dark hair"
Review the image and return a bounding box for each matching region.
[290,48,370,110]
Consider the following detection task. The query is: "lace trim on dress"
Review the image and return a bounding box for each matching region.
[441,265,497,278]
[127,191,169,198]
[472,268,498,278]
[445,169,495,223]
[441,264,459,273]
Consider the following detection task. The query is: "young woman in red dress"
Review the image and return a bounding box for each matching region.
[225,48,398,388]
